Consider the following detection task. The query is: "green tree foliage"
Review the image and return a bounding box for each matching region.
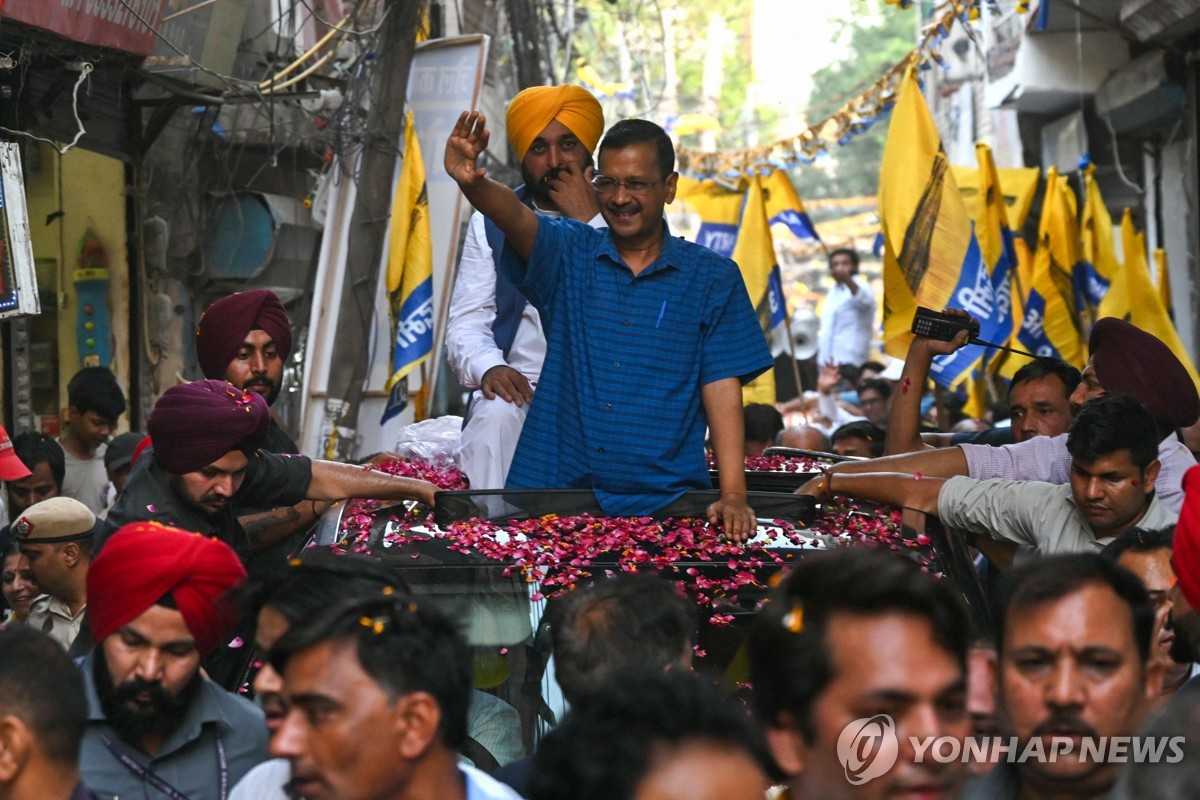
[793,0,916,200]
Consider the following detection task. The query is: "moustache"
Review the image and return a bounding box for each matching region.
[1032,712,1098,741]
[540,167,567,184]
[113,677,175,710]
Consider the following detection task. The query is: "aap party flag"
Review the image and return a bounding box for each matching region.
[878,65,1003,388]
[732,174,787,405]
[1078,165,1116,320]
[1104,211,1200,390]
[1017,170,1084,367]
[763,169,820,241]
[382,110,434,423]
[675,176,744,258]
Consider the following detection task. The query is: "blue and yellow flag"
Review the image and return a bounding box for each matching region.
[675,176,745,257]
[382,110,434,423]
[1078,165,1116,322]
[763,169,820,241]
[878,66,1001,388]
[1016,168,1084,367]
[732,174,786,405]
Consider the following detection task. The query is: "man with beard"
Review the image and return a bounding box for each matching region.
[445,85,605,491]
[822,318,1198,513]
[749,547,973,800]
[196,290,325,569]
[445,115,771,540]
[78,523,267,800]
[1101,527,1194,706]
[1165,465,1200,690]
[0,626,97,800]
[105,379,438,560]
[964,554,1162,799]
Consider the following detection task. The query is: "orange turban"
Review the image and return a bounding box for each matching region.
[505,85,604,162]
[89,523,246,656]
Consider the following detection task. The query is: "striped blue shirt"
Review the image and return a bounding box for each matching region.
[500,216,772,515]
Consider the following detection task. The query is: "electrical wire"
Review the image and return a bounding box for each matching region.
[0,63,93,155]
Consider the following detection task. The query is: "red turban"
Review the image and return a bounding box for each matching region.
[1173,466,1200,612]
[1090,318,1200,429]
[88,522,246,656]
[196,290,293,381]
[148,380,270,475]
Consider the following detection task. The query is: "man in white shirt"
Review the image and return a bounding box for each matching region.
[445,85,605,491]
[815,247,876,369]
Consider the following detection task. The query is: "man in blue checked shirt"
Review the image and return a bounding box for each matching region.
[445,112,773,541]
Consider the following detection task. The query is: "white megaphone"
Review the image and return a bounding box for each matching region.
[790,307,819,360]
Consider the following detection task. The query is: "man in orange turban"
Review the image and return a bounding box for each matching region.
[445,85,605,496]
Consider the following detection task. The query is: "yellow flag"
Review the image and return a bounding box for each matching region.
[382,110,434,422]
[1078,165,1117,323]
[1113,211,1200,389]
[1015,168,1084,367]
[763,169,821,241]
[675,176,745,258]
[879,66,996,388]
[952,164,1041,231]
[1155,248,1173,320]
[731,174,782,406]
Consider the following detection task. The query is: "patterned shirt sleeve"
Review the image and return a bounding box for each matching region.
[960,433,1071,483]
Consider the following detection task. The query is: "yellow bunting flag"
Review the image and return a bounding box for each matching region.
[952,164,1041,231]
[1155,248,1173,322]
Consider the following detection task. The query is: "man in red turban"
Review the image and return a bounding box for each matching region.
[1168,466,1200,691]
[79,522,268,800]
[445,86,606,497]
[196,289,296,454]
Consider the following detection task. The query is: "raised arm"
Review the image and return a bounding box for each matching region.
[445,111,540,260]
[822,444,970,480]
[883,320,970,455]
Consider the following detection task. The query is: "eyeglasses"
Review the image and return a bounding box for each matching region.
[591,175,663,194]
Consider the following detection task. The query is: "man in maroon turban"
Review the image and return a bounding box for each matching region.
[196,289,296,454]
[79,522,269,800]
[105,380,438,562]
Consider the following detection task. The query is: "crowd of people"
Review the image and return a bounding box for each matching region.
[0,79,1199,800]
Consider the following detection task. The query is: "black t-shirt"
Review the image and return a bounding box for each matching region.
[102,445,312,560]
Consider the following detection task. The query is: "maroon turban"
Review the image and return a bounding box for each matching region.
[1173,467,1200,612]
[89,522,246,656]
[1089,318,1200,429]
[196,290,293,380]
[148,380,270,474]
